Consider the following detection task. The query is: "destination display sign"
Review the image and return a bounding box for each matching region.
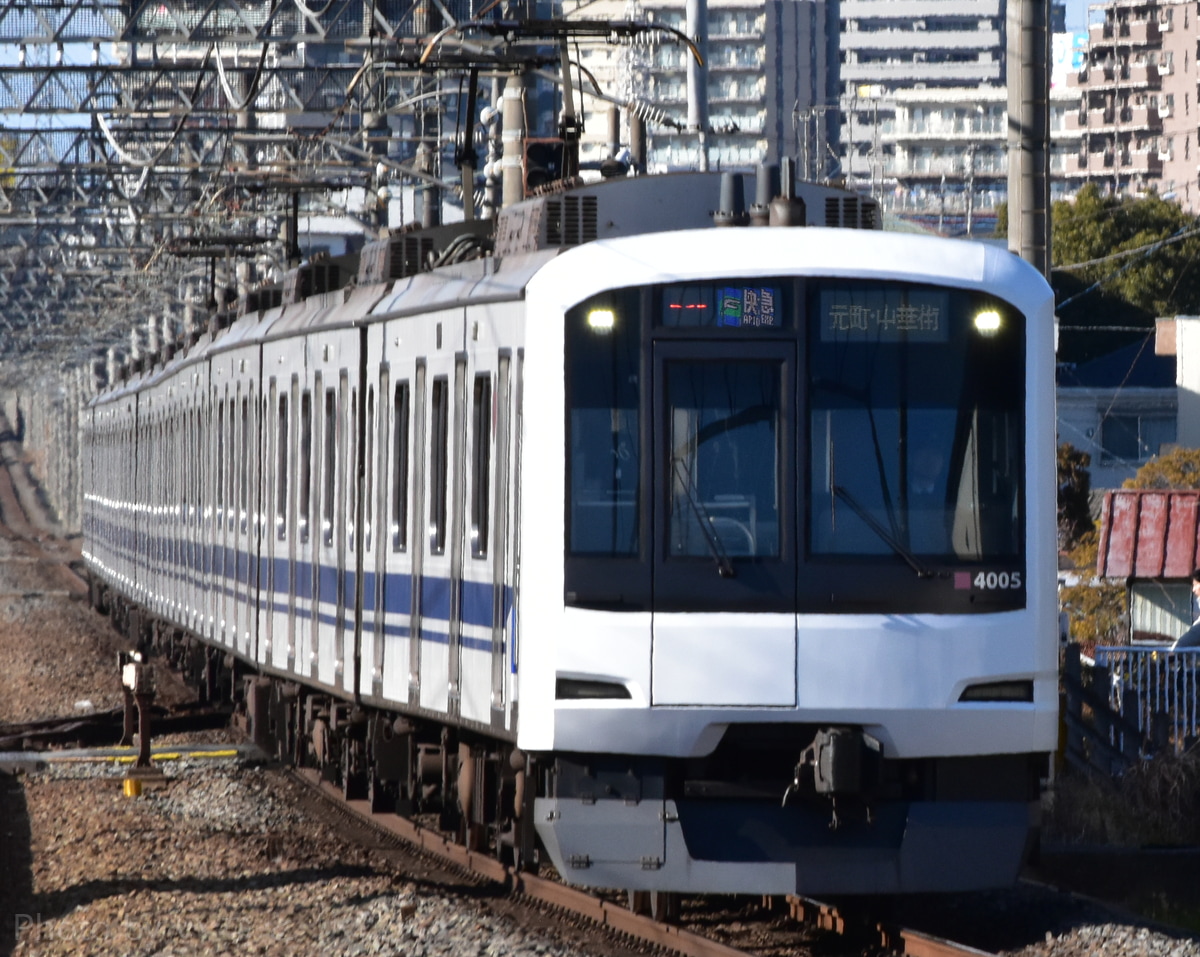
[818,287,949,343]
[661,284,782,329]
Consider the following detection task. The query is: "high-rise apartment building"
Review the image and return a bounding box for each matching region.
[884,86,1082,233]
[838,0,1007,194]
[838,0,1080,227]
[566,0,838,176]
[1066,0,1200,211]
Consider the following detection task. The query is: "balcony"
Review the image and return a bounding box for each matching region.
[896,117,1003,139]
[1123,105,1162,131]
[1089,22,1113,46]
[840,0,1002,18]
[1082,63,1147,90]
[840,61,1000,83]
[1127,62,1161,86]
[1072,150,1120,172]
[1123,149,1163,175]
[1126,19,1161,44]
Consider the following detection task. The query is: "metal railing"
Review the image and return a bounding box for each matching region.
[1094,645,1200,753]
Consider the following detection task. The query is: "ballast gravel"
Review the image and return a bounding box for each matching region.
[7,763,604,957]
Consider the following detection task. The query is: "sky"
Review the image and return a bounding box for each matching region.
[1065,0,1091,31]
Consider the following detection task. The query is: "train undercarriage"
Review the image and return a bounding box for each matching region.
[96,583,539,875]
[94,577,1046,903]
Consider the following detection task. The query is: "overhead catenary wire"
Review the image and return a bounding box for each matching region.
[1055,224,1200,271]
[1055,223,1199,312]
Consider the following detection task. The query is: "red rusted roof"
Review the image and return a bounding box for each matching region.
[1097,489,1200,579]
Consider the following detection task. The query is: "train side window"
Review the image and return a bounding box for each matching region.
[392,382,410,552]
[323,387,336,547]
[171,416,178,515]
[276,392,288,540]
[172,415,179,522]
[197,406,204,524]
[215,398,225,520]
[186,409,192,524]
[227,398,237,531]
[346,377,356,552]
[192,407,200,525]
[471,374,491,559]
[240,396,250,534]
[179,415,186,513]
[299,390,312,544]
[430,376,449,555]
[364,386,375,551]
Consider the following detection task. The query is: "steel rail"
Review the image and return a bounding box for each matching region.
[787,896,1002,957]
[293,768,753,957]
[293,768,1002,957]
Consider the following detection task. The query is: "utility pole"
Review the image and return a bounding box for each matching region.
[1006,0,1051,276]
[686,0,710,172]
[966,142,976,237]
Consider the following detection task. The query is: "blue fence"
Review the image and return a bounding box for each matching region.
[1093,645,1200,754]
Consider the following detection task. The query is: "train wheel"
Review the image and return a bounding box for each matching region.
[341,736,368,801]
[512,755,538,873]
[627,890,651,915]
[269,683,297,765]
[367,769,395,814]
[650,891,680,924]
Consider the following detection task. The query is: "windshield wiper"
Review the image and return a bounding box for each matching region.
[832,483,935,579]
[672,458,736,578]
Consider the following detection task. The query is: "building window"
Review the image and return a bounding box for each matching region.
[1100,413,1176,464]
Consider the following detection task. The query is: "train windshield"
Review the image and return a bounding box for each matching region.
[808,281,1023,564]
[565,277,1026,613]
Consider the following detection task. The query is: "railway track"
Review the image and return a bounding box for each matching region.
[290,765,1006,957]
[0,409,88,602]
[0,702,233,751]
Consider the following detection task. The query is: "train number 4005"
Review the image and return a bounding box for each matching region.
[974,571,1022,590]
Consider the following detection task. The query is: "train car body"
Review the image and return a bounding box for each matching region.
[82,171,1057,898]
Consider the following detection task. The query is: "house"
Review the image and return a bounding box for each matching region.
[1096,488,1200,642]
[1056,338,1177,489]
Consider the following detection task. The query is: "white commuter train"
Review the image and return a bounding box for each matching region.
[82,170,1058,899]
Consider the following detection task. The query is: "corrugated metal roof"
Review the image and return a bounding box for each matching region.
[1097,489,1200,579]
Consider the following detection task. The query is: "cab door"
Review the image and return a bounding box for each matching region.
[650,340,798,706]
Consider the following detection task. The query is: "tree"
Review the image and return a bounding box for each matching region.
[996,186,1200,364]
[1059,531,1126,654]
[1058,443,1093,551]
[1052,185,1200,320]
[1123,447,1200,489]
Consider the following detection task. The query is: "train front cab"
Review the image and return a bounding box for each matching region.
[518,229,1059,896]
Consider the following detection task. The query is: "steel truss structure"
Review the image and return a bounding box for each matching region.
[0,0,557,386]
